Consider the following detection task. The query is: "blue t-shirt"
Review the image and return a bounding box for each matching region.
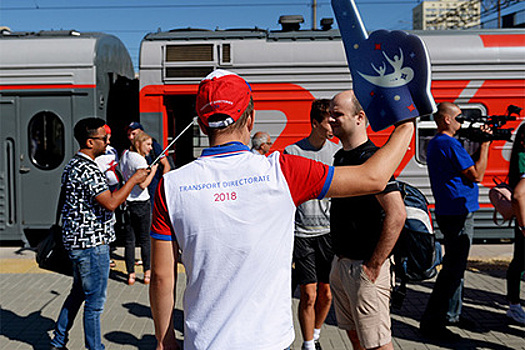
[427,133,478,215]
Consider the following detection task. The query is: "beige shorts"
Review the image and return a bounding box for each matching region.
[329,256,392,349]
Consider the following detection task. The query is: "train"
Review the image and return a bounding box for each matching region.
[1,21,524,244]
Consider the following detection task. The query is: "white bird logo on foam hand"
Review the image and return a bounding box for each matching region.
[358,48,414,88]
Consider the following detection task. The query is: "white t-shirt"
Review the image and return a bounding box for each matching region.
[151,142,333,350]
[120,149,149,201]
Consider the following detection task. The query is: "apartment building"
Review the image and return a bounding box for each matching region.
[413,0,481,30]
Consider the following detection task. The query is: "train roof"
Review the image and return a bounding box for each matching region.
[143,27,525,42]
[0,30,134,80]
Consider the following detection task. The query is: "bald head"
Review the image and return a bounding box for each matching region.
[331,90,363,117]
[434,102,461,126]
[330,90,369,150]
[433,102,463,135]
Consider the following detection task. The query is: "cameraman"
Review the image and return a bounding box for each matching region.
[420,102,491,341]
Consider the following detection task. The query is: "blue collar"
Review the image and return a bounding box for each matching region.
[200,142,250,158]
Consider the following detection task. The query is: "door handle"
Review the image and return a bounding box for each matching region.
[19,166,31,174]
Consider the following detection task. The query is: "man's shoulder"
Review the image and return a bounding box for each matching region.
[68,154,97,170]
[430,133,458,146]
[325,139,342,152]
[428,133,465,155]
[334,140,377,165]
[359,141,379,159]
[284,138,309,154]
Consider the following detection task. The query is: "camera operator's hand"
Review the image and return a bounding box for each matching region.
[462,124,492,183]
[480,124,493,144]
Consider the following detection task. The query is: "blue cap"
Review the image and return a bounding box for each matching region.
[126,122,144,132]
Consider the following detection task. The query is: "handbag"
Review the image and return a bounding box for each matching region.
[36,185,73,276]
[489,177,514,226]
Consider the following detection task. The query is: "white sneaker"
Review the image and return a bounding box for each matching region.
[506,305,525,325]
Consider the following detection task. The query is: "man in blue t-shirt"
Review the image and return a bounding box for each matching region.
[420,102,492,341]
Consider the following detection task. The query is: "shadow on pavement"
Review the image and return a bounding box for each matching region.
[391,278,524,349]
[104,331,157,348]
[0,290,61,350]
[391,318,516,350]
[105,307,184,349]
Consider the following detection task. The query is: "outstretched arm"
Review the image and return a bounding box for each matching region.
[326,121,414,198]
[95,168,150,211]
[150,238,180,350]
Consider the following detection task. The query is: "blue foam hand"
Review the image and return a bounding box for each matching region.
[332,0,436,131]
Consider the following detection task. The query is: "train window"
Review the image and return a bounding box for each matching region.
[166,44,214,62]
[28,111,65,170]
[221,43,232,64]
[415,104,486,164]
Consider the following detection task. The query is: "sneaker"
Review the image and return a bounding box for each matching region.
[301,341,319,350]
[446,316,477,331]
[420,323,462,342]
[507,306,525,325]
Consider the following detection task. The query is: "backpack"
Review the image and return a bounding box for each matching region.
[489,178,514,225]
[392,181,442,308]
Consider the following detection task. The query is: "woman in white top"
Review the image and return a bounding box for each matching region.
[120,131,158,285]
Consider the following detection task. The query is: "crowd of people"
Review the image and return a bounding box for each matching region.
[49,69,524,350]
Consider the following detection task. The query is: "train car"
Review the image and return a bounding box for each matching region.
[139,23,525,240]
[0,30,136,244]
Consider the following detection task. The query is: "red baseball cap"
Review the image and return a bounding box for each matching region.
[196,69,252,129]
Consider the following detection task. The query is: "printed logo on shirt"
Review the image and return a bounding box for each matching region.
[179,174,271,192]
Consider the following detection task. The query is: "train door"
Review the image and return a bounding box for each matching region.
[164,95,198,168]
[0,98,19,240]
[18,95,70,244]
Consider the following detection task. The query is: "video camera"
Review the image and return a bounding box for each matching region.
[457,105,521,143]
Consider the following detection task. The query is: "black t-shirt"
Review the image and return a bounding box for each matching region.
[330,140,399,260]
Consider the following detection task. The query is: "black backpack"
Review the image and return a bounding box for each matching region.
[392,181,442,308]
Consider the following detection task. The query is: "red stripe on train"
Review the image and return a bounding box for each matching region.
[0,84,96,90]
[480,34,525,47]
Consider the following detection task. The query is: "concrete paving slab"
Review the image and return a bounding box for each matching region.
[0,245,523,349]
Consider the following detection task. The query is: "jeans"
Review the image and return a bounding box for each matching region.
[51,244,110,350]
[507,223,525,304]
[124,200,151,274]
[421,213,473,326]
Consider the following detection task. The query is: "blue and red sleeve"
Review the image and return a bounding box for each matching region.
[150,178,175,241]
[279,153,334,207]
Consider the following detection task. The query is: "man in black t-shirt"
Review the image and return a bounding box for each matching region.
[328,90,406,350]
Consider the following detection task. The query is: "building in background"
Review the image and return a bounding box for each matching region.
[413,0,524,30]
[482,0,525,28]
[413,0,481,30]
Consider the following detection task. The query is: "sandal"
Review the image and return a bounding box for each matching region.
[127,274,136,286]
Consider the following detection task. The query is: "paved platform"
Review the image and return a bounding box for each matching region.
[0,245,523,350]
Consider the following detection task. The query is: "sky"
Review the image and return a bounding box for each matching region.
[0,0,422,70]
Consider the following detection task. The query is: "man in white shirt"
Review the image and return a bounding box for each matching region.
[149,69,414,350]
